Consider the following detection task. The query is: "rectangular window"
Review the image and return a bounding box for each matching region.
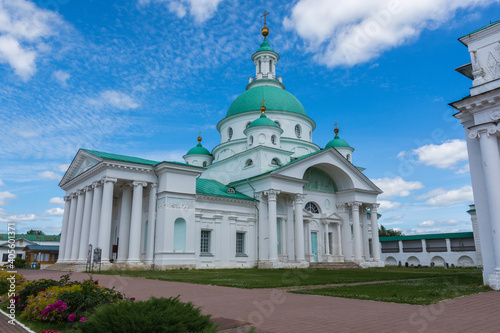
[17,254,23,259]
[2,253,7,262]
[236,232,245,255]
[200,230,211,254]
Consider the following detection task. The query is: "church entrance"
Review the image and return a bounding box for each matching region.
[311,232,318,262]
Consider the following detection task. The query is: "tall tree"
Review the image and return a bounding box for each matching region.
[379,225,403,237]
[26,229,45,235]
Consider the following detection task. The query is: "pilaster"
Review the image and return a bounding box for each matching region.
[145,183,158,264]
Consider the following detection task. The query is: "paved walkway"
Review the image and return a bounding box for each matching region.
[2,269,500,332]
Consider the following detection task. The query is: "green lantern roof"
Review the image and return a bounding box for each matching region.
[186,138,211,156]
[226,85,306,117]
[248,113,279,128]
[325,135,351,149]
[255,37,275,53]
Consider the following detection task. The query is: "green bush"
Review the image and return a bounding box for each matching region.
[14,257,27,268]
[15,279,61,311]
[0,281,8,295]
[79,297,216,333]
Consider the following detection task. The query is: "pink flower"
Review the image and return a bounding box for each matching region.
[130,297,136,301]
[68,314,76,322]
[94,280,99,285]
[79,317,86,322]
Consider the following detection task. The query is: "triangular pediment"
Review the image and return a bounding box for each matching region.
[59,150,103,187]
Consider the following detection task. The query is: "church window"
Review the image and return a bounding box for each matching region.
[271,158,281,166]
[305,202,319,214]
[249,135,254,146]
[259,60,261,73]
[203,161,207,167]
[228,127,233,140]
[236,232,245,254]
[246,122,251,129]
[271,135,277,145]
[245,159,253,167]
[226,187,235,194]
[295,124,301,138]
[200,230,211,254]
[174,218,187,252]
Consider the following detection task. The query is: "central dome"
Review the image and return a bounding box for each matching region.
[226,85,306,117]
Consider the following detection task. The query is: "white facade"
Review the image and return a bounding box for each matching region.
[451,21,500,289]
[56,28,384,270]
[0,235,60,265]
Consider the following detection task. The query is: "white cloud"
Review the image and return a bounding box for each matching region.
[418,219,461,227]
[139,0,223,23]
[283,0,497,67]
[90,90,140,110]
[0,0,65,79]
[49,197,65,205]
[168,1,187,18]
[38,171,61,180]
[412,139,468,169]
[378,200,401,211]
[420,185,473,207]
[52,70,70,86]
[0,213,36,222]
[0,191,16,206]
[456,163,470,174]
[57,164,70,172]
[44,207,64,216]
[371,176,424,199]
[386,214,404,221]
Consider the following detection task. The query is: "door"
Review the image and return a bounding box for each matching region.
[311,232,318,262]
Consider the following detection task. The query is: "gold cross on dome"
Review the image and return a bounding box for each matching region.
[261,98,265,106]
[261,11,270,26]
[334,122,338,129]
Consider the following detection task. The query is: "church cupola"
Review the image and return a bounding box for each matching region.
[183,134,214,167]
[244,102,283,148]
[325,123,354,163]
[247,13,283,90]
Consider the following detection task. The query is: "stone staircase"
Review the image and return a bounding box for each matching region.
[43,263,87,272]
[309,262,361,269]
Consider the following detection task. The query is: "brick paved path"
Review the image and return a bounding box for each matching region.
[4,269,500,333]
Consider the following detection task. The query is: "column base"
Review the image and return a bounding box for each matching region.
[487,271,500,290]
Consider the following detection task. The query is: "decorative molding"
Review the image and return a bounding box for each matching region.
[149,183,158,189]
[64,195,72,202]
[370,203,380,213]
[265,189,280,201]
[132,181,148,187]
[295,193,306,204]
[195,195,255,207]
[469,123,500,139]
[348,201,362,211]
[491,109,500,121]
[166,197,194,210]
[101,176,117,184]
[336,203,347,213]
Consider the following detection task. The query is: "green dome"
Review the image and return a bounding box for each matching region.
[325,135,351,149]
[186,143,211,156]
[226,85,306,117]
[255,37,275,53]
[248,113,279,128]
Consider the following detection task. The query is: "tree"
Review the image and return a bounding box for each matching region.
[379,225,403,237]
[26,229,45,235]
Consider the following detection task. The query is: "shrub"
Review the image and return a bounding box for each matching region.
[79,297,216,333]
[14,257,27,268]
[0,271,26,293]
[15,278,61,311]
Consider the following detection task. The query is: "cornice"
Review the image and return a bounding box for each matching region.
[195,194,256,206]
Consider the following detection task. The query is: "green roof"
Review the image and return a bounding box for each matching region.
[460,20,500,39]
[226,85,306,117]
[380,232,474,242]
[248,113,279,128]
[196,178,255,201]
[186,143,211,156]
[325,135,351,149]
[255,37,275,53]
[0,234,60,242]
[24,245,60,252]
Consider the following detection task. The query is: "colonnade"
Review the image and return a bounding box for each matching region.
[58,177,157,265]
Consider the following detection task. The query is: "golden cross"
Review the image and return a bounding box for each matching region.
[199,131,201,136]
[261,98,265,106]
[334,122,338,129]
[261,11,270,26]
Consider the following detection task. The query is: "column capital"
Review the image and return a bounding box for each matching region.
[254,192,263,201]
[295,193,306,204]
[76,189,85,196]
[335,203,347,213]
[83,185,93,192]
[348,201,363,211]
[370,203,380,213]
[91,181,101,189]
[64,195,72,202]
[101,176,117,184]
[149,183,158,189]
[265,189,280,201]
[468,123,500,139]
[132,181,148,187]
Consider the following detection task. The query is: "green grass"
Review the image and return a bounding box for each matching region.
[97,267,483,289]
[292,274,492,305]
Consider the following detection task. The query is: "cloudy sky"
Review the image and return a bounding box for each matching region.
[1,0,499,235]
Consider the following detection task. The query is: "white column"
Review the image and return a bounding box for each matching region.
[286,198,295,262]
[324,222,330,256]
[57,195,72,262]
[398,240,403,253]
[64,193,78,261]
[266,189,280,262]
[370,204,381,261]
[145,183,158,264]
[476,127,500,271]
[70,189,86,260]
[77,186,94,262]
[445,238,451,252]
[350,202,362,261]
[256,193,268,261]
[88,181,102,251]
[294,194,305,262]
[362,208,370,259]
[337,203,351,259]
[98,177,117,262]
[422,239,427,253]
[117,184,132,262]
[128,181,147,263]
[336,223,343,256]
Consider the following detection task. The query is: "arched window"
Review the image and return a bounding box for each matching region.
[271,158,281,166]
[245,159,253,167]
[228,127,233,140]
[246,122,251,129]
[259,60,262,73]
[249,135,254,146]
[271,135,277,145]
[305,202,319,214]
[295,124,301,138]
[226,187,236,194]
[203,161,207,167]
[173,218,186,251]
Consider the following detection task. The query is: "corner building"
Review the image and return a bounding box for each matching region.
[56,26,383,270]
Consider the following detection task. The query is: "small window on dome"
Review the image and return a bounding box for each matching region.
[226,187,236,194]
[271,158,281,166]
[271,135,277,145]
[203,161,207,167]
[228,127,233,140]
[259,60,262,73]
[309,131,312,141]
[249,135,254,146]
[305,202,319,214]
[295,124,301,138]
[245,159,253,167]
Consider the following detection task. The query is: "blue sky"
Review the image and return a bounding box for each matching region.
[1,0,499,235]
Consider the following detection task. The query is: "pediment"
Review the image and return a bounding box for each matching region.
[59,150,102,186]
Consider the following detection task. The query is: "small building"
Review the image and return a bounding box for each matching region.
[24,245,60,269]
[0,234,61,265]
[380,232,478,267]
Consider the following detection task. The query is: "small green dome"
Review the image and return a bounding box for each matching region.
[325,135,351,149]
[186,143,211,156]
[255,37,275,53]
[248,113,279,128]
[226,85,306,117]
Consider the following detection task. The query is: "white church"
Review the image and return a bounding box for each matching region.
[55,23,384,270]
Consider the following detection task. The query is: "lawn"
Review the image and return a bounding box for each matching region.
[292,274,491,305]
[97,267,484,289]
